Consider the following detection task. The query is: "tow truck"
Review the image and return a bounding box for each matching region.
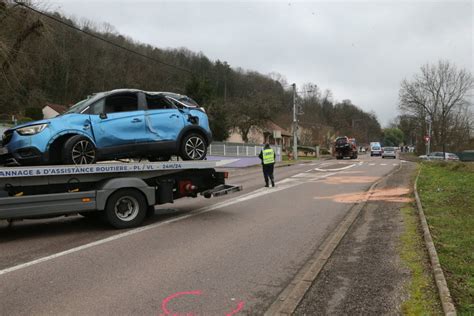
[0,160,242,228]
[334,136,358,160]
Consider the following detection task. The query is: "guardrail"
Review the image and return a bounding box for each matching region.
[208,142,282,161]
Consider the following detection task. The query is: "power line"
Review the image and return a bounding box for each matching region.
[14,1,193,75]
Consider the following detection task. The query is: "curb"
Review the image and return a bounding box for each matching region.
[414,167,456,316]
[264,162,403,315]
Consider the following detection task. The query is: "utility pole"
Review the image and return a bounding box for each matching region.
[224,75,227,105]
[292,83,298,160]
[426,118,432,155]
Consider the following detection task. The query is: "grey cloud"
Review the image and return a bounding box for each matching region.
[50,0,473,125]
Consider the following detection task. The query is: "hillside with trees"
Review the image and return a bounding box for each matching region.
[0,1,382,148]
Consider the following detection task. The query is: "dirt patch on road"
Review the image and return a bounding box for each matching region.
[314,187,413,204]
[295,162,417,315]
[322,176,379,184]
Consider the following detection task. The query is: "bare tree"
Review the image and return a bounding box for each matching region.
[399,60,474,153]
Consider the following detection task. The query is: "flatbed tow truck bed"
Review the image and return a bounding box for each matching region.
[0,160,242,228]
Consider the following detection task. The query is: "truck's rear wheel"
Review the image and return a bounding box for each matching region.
[103,189,147,229]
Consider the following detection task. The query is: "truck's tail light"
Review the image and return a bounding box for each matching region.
[224,172,229,179]
[179,180,197,195]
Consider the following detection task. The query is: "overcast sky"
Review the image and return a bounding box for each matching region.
[48,0,473,126]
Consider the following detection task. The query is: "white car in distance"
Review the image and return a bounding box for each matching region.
[382,147,397,159]
[418,152,460,161]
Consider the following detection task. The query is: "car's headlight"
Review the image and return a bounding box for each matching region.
[16,123,48,135]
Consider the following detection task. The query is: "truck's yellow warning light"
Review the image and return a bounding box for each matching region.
[82,198,91,202]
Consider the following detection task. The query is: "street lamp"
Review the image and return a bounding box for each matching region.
[292,83,297,160]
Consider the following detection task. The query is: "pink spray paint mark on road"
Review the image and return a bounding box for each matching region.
[159,290,245,316]
[160,290,202,316]
[225,301,245,316]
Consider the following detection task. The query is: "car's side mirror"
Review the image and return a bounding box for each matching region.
[99,113,107,119]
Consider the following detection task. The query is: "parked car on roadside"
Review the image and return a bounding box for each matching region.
[0,89,212,166]
[381,147,397,159]
[418,152,460,161]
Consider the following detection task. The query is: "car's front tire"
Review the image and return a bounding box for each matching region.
[180,133,207,160]
[62,135,97,165]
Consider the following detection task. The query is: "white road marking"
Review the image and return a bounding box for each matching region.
[292,173,319,178]
[314,163,357,172]
[380,163,387,166]
[393,163,398,166]
[0,171,336,277]
[369,163,376,166]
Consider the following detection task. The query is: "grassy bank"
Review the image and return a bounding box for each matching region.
[417,162,474,314]
[400,165,443,316]
[400,204,442,314]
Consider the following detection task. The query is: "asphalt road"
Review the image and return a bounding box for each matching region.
[0,154,403,315]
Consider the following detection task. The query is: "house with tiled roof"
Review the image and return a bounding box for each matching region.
[42,103,68,119]
[227,120,292,149]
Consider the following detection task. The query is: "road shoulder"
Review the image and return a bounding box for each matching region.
[294,161,442,315]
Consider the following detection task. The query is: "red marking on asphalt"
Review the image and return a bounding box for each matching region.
[226,301,245,316]
[160,290,202,316]
[159,290,245,316]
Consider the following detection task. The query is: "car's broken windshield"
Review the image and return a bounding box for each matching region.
[64,99,89,114]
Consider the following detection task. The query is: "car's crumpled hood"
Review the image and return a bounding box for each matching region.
[8,114,85,132]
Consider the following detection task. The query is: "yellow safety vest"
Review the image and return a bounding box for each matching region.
[262,148,275,164]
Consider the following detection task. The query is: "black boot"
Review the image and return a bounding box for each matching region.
[271,180,275,187]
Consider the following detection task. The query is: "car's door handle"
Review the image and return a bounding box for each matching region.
[169,114,180,118]
[131,118,142,123]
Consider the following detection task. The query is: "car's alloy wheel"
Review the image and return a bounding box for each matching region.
[183,135,206,160]
[62,135,97,165]
[71,140,96,165]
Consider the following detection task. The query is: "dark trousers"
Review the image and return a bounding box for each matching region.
[262,163,275,186]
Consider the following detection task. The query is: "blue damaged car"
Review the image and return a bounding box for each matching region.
[1,89,212,165]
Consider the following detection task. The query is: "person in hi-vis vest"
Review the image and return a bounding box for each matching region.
[258,143,276,187]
